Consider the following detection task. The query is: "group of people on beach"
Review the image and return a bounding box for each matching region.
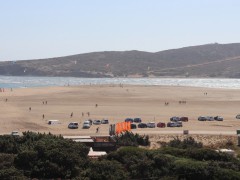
[179,101,187,104]
[164,102,169,106]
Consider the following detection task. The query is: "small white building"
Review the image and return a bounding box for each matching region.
[88,147,107,158]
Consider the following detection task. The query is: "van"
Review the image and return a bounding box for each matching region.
[48,120,60,125]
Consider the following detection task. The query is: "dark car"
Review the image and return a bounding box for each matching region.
[133,118,142,123]
[101,119,109,124]
[93,120,101,125]
[214,116,223,121]
[170,116,180,122]
[157,122,166,128]
[125,118,134,123]
[180,117,188,122]
[138,123,147,128]
[131,124,137,129]
[198,116,207,121]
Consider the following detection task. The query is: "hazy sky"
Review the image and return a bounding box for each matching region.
[1,0,240,61]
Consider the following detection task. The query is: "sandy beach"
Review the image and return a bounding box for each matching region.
[1,84,240,141]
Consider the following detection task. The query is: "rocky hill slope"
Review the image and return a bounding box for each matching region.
[1,43,240,78]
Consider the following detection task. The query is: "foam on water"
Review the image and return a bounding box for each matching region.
[0,76,240,89]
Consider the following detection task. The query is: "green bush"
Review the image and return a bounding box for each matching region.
[114,131,150,147]
[167,137,203,149]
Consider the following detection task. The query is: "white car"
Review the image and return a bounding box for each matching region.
[68,122,79,129]
[82,121,91,129]
[147,122,156,128]
[236,114,240,119]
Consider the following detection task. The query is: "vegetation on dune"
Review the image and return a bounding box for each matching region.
[0,132,240,179]
[114,131,150,147]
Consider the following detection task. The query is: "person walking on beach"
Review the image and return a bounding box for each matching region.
[42,114,45,119]
[96,127,99,133]
[43,101,45,105]
[29,107,31,111]
[82,112,84,117]
[45,101,47,104]
[95,104,98,108]
[70,112,73,118]
[87,112,90,117]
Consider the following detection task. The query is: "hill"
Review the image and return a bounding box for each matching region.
[1,43,240,78]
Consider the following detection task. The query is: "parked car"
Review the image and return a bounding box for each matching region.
[101,119,109,124]
[87,119,93,125]
[133,118,142,123]
[68,122,79,129]
[198,116,207,121]
[157,122,166,128]
[170,116,180,122]
[84,120,91,125]
[93,120,101,125]
[138,123,147,128]
[125,118,134,123]
[82,120,91,129]
[180,117,188,122]
[236,114,240,119]
[214,116,223,121]
[147,122,156,128]
[206,116,214,121]
[131,124,137,129]
[167,122,182,127]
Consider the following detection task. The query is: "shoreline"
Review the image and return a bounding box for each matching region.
[1,76,240,89]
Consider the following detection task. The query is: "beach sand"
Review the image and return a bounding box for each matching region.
[1,84,240,145]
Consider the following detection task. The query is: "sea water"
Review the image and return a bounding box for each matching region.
[0,76,240,89]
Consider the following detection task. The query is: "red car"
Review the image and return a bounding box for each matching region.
[180,117,188,122]
[157,122,166,128]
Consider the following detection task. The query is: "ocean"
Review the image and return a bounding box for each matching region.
[0,76,240,89]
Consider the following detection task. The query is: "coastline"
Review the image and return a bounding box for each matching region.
[1,76,240,89]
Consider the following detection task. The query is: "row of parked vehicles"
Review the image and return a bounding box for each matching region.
[127,117,187,129]
[198,116,223,121]
[68,119,109,129]
[130,121,183,129]
[131,122,166,129]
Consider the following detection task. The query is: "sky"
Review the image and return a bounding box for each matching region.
[1,0,240,61]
